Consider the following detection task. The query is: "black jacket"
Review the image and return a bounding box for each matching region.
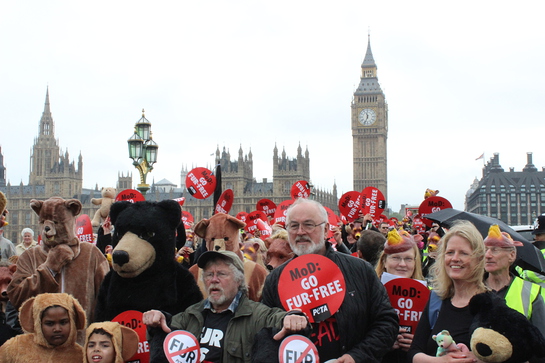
[261,243,398,363]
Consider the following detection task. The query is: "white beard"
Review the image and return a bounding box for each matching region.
[290,236,325,256]
[207,285,228,307]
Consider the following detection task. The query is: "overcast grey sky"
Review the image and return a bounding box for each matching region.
[1,1,544,213]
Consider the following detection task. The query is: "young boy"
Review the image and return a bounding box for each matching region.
[85,321,139,363]
[0,292,86,362]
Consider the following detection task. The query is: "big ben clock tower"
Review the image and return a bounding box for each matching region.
[352,35,388,202]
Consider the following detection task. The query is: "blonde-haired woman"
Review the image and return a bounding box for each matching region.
[409,220,487,363]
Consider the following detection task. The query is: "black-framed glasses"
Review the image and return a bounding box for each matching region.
[287,221,326,233]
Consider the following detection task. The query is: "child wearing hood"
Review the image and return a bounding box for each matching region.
[84,321,139,363]
[0,292,86,363]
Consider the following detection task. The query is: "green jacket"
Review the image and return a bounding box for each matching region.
[170,294,288,363]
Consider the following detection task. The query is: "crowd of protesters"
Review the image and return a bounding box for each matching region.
[1,191,545,363]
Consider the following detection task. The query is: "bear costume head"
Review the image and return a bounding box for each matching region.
[109,200,181,278]
[30,197,82,254]
[469,292,545,363]
[194,213,246,258]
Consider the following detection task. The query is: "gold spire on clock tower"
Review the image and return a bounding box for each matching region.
[351,35,388,203]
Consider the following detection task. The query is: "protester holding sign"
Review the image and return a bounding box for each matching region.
[376,229,424,281]
[375,229,425,363]
[143,250,309,363]
[262,198,398,363]
[408,221,486,363]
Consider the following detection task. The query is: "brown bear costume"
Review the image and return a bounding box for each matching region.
[0,292,86,363]
[7,197,109,327]
[191,213,268,301]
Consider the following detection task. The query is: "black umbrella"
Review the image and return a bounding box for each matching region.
[424,208,545,274]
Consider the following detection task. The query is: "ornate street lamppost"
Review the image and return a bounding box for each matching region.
[127,109,159,196]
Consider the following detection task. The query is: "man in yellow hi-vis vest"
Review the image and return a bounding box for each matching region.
[484,225,545,340]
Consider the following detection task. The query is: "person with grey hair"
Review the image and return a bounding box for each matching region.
[16,228,38,256]
[262,198,398,363]
[143,250,309,363]
[0,227,15,262]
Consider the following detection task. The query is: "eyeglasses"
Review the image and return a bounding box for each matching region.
[203,271,232,281]
[485,247,514,255]
[287,221,326,233]
[388,256,416,264]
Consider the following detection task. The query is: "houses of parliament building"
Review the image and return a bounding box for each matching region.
[0,37,389,244]
[0,88,340,244]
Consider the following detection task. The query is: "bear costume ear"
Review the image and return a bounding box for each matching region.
[225,214,246,229]
[65,199,82,216]
[30,199,43,215]
[120,325,140,360]
[19,296,37,333]
[194,218,211,238]
[157,199,182,228]
[469,291,496,315]
[72,297,87,330]
[109,201,132,225]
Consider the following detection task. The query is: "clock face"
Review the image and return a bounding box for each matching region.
[358,108,376,126]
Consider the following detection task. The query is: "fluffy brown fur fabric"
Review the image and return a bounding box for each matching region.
[0,293,86,363]
[7,197,110,328]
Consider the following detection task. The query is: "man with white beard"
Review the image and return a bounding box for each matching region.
[262,198,398,363]
[143,250,308,363]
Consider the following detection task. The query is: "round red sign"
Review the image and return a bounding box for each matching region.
[112,310,149,363]
[173,197,185,207]
[413,217,425,233]
[185,167,216,199]
[235,211,248,223]
[256,198,277,217]
[162,330,200,363]
[373,214,390,227]
[290,180,311,200]
[115,189,145,203]
[279,254,346,323]
[273,199,294,227]
[278,335,319,363]
[383,277,430,334]
[244,210,269,235]
[181,211,194,229]
[418,196,453,227]
[361,186,386,216]
[255,219,272,240]
[215,189,234,214]
[324,206,339,240]
[76,214,94,244]
[338,191,363,222]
